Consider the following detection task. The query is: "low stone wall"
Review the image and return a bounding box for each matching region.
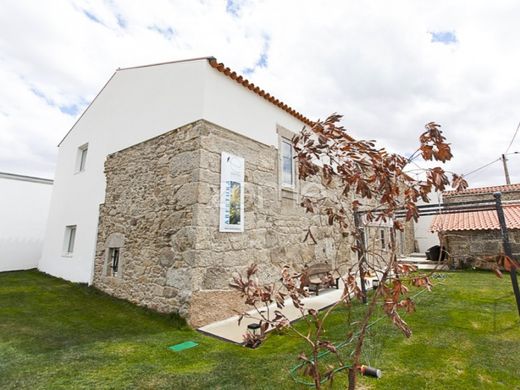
[445,229,520,269]
[93,120,355,327]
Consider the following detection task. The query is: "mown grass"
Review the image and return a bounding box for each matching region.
[0,269,518,389]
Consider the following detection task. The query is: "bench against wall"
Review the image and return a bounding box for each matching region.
[300,263,340,295]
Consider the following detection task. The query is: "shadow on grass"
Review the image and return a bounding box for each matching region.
[0,270,187,354]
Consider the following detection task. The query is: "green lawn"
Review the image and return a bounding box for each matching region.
[0,270,518,389]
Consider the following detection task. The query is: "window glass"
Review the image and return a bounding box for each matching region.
[76,144,88,172]
[64,225,76,255]
[79,147,88,171]
[281,139,294,186]
[109,248,120,277]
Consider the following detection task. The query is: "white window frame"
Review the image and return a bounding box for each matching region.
[63,225,77,257]
[75,143,89,173]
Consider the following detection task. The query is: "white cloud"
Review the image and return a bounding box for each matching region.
[1,0,519,187]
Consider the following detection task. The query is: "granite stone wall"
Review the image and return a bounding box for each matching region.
[93,122,203,318]
[444,229,520,269]
[93,120,355,327]
[442,190,520,269]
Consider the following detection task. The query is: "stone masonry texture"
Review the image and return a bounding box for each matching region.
[442,189,520,269]
[93,120,415,327]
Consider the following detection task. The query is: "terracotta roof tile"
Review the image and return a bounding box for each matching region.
[430,205,520,232]
[444,183,520,197]
[208,57,314,127]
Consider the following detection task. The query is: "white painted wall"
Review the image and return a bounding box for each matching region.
[203,66,305,147]
[0,174,53,272]
[414,198,442,253]
[40,58,308,283]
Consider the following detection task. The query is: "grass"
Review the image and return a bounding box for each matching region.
[0,270,519,389]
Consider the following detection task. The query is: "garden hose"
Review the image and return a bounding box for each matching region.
[288,276,446,386]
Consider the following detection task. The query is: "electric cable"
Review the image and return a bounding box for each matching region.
[505,121,520,154]
[462,157,501,178]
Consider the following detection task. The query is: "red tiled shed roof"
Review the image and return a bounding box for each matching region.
[430,205,520,232]
[444,183,520,197]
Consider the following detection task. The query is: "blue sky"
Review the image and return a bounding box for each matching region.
[1,0,520,186]
[430,31,457,44]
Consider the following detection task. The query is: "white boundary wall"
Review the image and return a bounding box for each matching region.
[0,173,53,272]
[40,59,306,283]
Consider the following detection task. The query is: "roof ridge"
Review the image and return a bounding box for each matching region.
[0,171,53,184]
[444,183,520,196]
[117,56,213,71]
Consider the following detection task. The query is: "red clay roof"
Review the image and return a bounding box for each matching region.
[444,183,520,197]
[430,205,520,232]
[207,57,314,127]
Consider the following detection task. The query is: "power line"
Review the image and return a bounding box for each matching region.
[505,121,520,154]
[463,157,501,178]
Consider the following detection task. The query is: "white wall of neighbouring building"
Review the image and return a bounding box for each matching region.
[414,198,442,254]
[0,172,53,272]
[39,57,308,284]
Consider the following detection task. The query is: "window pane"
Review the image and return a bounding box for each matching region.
[110,248,120,275]
[282,140,292,158]
[68,226,76,253]
[282,157,293,185]
[281,140,294,186]
[79,148,88,171]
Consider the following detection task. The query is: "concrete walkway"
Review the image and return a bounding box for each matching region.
[198,277,374,344]
[399,253,449,270]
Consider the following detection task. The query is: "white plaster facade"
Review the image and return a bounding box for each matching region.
[39,57,308,283]
[414,198,442,253]
[0,172,53,272]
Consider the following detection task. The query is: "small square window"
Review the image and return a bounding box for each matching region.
[63,225,76,256]
[281,139,294,187]
[76,143,88,172]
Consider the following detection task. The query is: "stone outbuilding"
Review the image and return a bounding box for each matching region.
[431,183,520,268]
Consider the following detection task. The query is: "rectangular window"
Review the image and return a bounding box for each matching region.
[109,248,120,277]
[63,225,76,256]
[76,143,88,172]
[380,229,385,249]
[281,139,294,187]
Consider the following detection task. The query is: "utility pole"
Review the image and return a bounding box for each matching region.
[501,154,511,185]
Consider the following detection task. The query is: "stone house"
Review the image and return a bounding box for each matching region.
[39,56,415,327]
[431,183,520,268]
[37,57,362,327]
[40,56,316,284]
